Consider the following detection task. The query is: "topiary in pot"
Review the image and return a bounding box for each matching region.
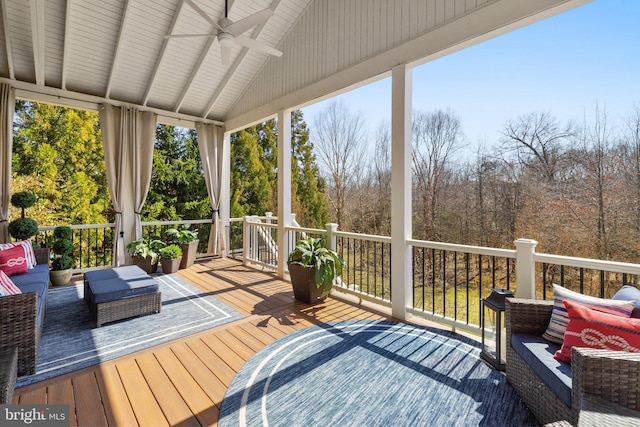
[8,191,39,241]
[159,244,182,274]
[166,225,199,269]
[50,226,74,286]
[287,237,344,304]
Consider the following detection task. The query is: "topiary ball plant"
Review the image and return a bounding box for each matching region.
[8,191,39,241]
[11,191,37,215]
[51,226,73,271]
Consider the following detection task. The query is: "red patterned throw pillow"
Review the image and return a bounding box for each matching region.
[554,300,640,364]
[0,269,21,295]
[0,240,37,268]
[0,245,29,276]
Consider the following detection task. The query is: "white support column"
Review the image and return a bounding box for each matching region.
[514,238,538,299]
[220,129,231,257]
[390,63,413,320]
[277,110,292,279]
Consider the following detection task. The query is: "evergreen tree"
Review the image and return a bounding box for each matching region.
[229,110,327,228]
[145,125,210,221]
[290,110,327,227]
[229,127,271,218]
[12,101,108,225]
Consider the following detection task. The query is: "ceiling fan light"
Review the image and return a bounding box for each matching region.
[218,33,234,49]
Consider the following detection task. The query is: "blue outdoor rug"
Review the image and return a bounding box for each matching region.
[16,273,244,388]
[219,320,538,427]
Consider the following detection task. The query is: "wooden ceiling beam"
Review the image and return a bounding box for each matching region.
[105,0,131,99]
[1,0,15,80]
[29,0,45,85]
[142,0,186,106]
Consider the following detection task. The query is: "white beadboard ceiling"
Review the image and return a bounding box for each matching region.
[0,0,590,130]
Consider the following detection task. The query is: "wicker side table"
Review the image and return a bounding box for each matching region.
[0,346,18,404]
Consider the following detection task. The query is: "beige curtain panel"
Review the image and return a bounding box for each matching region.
[196,122,225,255]
[99,104,156,265]
[131,110,157,239]
[0,84,15,244]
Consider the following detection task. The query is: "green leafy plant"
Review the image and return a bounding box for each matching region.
[126,238,165,264]
[287,237,344,293]
[51,226,74,271]
[8,191,38,241]
[159,244,182,259]
[166,225,198,245]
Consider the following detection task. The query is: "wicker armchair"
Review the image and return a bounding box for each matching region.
[0,248,50,376]
[506,298,640,426]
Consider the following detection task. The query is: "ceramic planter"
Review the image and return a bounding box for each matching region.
[179,239,199,269]
[50,269,72,286]
[288,262,330,304]
[132,256,158,274]
[161,257,182,274]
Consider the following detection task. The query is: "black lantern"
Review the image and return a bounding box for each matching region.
[481,288,514,370]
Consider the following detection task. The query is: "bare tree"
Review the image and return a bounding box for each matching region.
[412,109,463,240]
[625,107,640,232]
[500,112,575,183]
[312,100,365,229]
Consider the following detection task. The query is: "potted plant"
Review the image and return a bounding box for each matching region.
[287,237,344,304]
[159,244,182,274]
[126,237,165,274]
[166,225,199,269]
[50,226,74,286]
[8,191,39,241]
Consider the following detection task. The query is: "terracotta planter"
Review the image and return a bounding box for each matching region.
[50,269,72,286]
[132,256,158,274]
[161,257,182,274]
[179,240,199,269]
[288,262,330,304]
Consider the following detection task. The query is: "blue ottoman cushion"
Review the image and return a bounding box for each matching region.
[87,276,159,304]
[84,265,148,283]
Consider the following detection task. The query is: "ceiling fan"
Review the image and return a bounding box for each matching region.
[165,0,283,65]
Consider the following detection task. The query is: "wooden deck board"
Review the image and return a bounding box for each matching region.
[95,364,139,427]
[72,372,109,427]
[12,258,394,426]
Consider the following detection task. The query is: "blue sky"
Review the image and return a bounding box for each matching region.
[302,0,639,154]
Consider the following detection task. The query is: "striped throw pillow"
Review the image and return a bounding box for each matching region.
[542,284,636,344]
[0,269,21,295]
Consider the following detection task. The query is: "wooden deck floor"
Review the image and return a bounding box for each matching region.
[12,257,398,426]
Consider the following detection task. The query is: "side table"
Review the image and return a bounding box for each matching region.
[0,346,18,404]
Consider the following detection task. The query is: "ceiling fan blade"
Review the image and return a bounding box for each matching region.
[235,35,282,57]
[226,8,273,36]
[164,33,216,39]
[221,44,231,66]
[184,0,224,31]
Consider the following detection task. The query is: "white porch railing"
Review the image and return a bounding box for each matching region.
[239,215,640,336]
[36,215,640,337]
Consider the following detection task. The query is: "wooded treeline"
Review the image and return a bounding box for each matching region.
[312,101,640,263]
[11,100,640,265]
[10,102,327,230]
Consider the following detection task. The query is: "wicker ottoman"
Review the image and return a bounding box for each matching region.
[0,346,18,404]
[84,266,161,327]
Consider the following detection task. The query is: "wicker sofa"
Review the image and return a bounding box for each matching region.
[506,298,640,426]
[0,248,50,376]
